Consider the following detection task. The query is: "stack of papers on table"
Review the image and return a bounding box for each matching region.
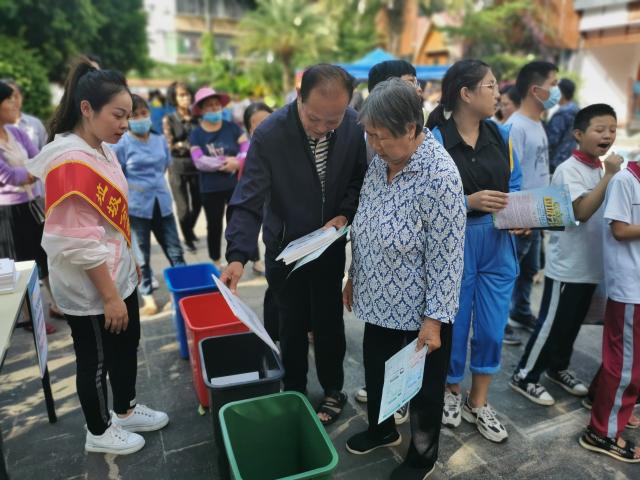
[276,226,349,265]
[0,258,17,294]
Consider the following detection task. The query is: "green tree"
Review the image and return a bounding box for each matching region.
[0,0,149,81]
[445,0,555,59]
[90,0,150,73]
[322,0,382,62]
[0,36,51,119]
[0,0,103,81]
[235,0,337,95]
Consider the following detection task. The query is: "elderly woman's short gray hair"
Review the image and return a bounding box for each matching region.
[359,78,424,138]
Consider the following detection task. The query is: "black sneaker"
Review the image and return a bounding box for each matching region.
[509,373,555,406]
[345,430,401,455]
[184,240,197,253]
[508,313,537,332]
[503,324,522,346]
[582,397,593,410]
[545,370,588,396]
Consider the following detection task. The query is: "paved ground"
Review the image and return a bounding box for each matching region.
[2,132,640,480]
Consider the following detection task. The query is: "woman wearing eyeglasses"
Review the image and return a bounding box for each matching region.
[426,60,523,444]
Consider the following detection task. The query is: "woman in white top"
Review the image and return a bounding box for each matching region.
[27,57,168,456]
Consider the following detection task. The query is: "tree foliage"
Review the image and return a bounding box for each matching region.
[0,0,149,81]
[0,35,51,119]
[0,0,103,81]
[445,0,556,59]
[89,0,150,74]
[322,0,382,62]
[235,0,337,94]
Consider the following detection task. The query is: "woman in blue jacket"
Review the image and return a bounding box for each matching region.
[112,94,185,315]
[427,60,522,444]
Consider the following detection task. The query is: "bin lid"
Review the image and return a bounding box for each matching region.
[212,274,279,354]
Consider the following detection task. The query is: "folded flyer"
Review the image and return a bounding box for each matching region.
[212,274,280,354]
[277,225,348,265]
[378,339,427,424]
[493,185,576,230]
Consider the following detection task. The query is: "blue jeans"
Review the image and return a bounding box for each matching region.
[131,201,185,296]
[510,230,541,318]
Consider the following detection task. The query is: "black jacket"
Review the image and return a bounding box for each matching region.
[225,101,367,264]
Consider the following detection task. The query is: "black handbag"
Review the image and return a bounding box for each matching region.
[28,197,45,225]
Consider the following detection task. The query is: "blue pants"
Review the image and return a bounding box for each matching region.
[131,200,185,295]
[510,230,541,318]
[447,215,518,384]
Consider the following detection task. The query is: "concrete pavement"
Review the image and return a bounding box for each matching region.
[1,215,638,480]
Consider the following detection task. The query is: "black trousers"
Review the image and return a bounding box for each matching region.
[364,321,452,469]
[168,169,201,243]
[516,277,596,382]
[0,201,48,279]
[201,189,234,261]
[65,291,141,435]
[265,241,346,395]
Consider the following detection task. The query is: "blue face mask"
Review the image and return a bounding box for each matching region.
[203,111,223,123]
[537,85,561,110]
[129,117,152,135]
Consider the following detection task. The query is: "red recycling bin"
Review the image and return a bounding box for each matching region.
[180,292,249,408]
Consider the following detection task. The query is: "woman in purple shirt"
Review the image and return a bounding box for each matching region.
[0,80,59,332]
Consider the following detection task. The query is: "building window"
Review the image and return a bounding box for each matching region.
[214,34,236,58]
[176,0,204,16]
[176,0,256,18]
[177,31,202,58]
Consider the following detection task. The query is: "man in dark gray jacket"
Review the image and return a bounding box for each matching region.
[221,64,367,425]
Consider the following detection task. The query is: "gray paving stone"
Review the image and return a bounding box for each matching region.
[2,218,639,479]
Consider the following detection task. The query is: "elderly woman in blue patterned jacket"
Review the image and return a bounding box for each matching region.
[343,78,466,480]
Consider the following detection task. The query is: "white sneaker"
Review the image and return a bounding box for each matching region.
[462,398,508,443]
[394,404,409,425]
[442,391,462,427]
[111,404,169,432]
[85,424,145,455]
[151,276,160,289]
[355,387,368,403]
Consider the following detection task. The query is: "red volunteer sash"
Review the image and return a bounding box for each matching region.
[628,161,640,184]
[45,161,131,246]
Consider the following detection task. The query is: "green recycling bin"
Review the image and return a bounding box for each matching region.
[219,391,339,480]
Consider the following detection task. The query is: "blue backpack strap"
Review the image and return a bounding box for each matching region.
[488,120,522,193]
[431,126,444,146]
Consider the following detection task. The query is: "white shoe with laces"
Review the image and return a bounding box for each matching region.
[441,391,462,427]
[111,404,169,432]
[462,398,508,443]
[85,423,145,455]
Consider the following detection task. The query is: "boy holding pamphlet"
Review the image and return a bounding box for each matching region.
[510,104,623,406]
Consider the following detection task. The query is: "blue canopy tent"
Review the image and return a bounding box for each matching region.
[336,48,449,83]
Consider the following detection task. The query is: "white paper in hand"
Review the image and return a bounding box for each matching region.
[212,274,280,354]
[378,338,427,424]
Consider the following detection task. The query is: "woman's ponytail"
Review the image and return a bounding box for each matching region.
[47,56,130,143]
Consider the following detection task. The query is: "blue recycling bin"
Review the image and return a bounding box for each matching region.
[164,262,220,358]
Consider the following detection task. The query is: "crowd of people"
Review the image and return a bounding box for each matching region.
[0,51,638,478]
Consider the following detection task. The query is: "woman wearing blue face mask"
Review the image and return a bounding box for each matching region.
[112,94,185,316]
[189,87,246,268]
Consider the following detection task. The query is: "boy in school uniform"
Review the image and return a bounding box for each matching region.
[579,149,640,463]
[510,104,623,405]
